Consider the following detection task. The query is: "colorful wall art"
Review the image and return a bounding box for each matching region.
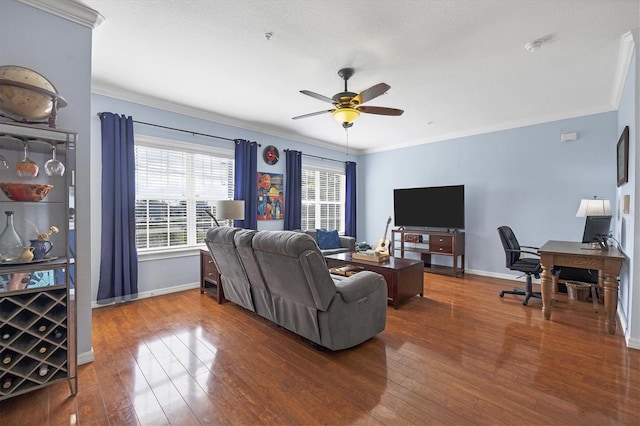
[257,172,284,220]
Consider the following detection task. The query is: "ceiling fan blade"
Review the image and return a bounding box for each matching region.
[300,90,335,104]
[358,106,404,116]
[292,110,334,120]
[352,83,391,105]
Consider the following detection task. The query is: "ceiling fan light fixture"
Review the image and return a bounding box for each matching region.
[332,108,360,126]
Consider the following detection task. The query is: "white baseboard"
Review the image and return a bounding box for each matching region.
[91,282,200,309]
[464,268,538,283]
[78,348,95,365]
[626,336,640,350]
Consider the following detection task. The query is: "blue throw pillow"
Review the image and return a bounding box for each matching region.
[316,229,340,250]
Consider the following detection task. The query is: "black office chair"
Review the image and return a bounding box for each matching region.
[497,226,543,306]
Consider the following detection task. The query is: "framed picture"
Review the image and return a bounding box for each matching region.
[617,126,629,187]
[257,172,284,220]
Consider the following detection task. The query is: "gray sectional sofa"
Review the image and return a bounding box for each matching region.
[205,227,387,350]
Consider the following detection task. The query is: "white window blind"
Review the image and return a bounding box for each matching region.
[301,165,345,233]
[135,141,234,251]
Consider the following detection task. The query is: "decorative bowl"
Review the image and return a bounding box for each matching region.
[0,183,53,202]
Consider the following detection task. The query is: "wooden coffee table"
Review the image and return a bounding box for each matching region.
[325,252,424,309]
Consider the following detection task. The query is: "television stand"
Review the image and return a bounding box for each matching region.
[391,229,465,277]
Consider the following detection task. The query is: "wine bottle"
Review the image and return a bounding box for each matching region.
[2,353,11,365]
[1,332,10,341]
[53,330,63,340]
[2,376,12,389]
[38,346,47,354]
[38,366,49,377]
[38,324,47,333]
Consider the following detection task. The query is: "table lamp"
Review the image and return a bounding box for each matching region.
[208,200,245,227]
[575,196,611,217]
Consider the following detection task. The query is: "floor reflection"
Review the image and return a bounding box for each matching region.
[1,275,637,425]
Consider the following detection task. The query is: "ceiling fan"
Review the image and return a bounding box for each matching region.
[292,67,404,129]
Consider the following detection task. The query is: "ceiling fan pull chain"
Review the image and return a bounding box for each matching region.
[345,127,350,156]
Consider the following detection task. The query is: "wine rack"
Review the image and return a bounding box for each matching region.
[0,121,76,401]
[0,287,68,396]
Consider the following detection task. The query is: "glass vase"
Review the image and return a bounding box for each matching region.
[0,211,25,263]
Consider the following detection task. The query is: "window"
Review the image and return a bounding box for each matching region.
[301,165,345,233]
[135,138,234,251]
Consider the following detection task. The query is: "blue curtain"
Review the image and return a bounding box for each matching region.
[234,139,258,229]
[345,161,357,237]
[97,113,138,304]
[284,150,302,230]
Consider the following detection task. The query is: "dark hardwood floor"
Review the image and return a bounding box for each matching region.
[1,272,638,425]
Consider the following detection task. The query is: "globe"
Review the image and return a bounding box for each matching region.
[0,65,66,122]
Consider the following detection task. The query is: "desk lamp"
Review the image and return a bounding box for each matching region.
[575,196,611,217]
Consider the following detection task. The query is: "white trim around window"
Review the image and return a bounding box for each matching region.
[301,162,346,234]
[134,135,234,258]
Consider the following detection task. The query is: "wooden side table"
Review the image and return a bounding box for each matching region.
[200,249,224,303]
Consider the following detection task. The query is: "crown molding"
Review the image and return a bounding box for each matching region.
[363,105,616,154]
[610,31,636,109]
[18,0,104,29]
[92,82,363,155]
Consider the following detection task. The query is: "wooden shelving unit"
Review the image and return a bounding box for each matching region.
[0,121,76,401]
[391,229,465,277]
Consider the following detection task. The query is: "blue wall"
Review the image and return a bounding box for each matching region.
[92,93,358,301]
[359,112,618,277]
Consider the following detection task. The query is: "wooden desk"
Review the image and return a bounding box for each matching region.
[539,241,625,334]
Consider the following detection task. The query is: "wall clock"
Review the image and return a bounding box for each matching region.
[263,145,279,165]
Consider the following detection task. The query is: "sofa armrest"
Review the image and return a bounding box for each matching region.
[339,235,356,252]
[334,271,386,303]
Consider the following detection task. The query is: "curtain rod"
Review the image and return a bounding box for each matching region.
[97,112,260,145]
[284,149,347,164]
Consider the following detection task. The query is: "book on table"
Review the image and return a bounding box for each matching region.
[329,264,364,276]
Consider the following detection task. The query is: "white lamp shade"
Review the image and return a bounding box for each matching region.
[216,200,245,220]
[575,199,611,217]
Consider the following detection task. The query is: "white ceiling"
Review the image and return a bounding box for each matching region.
[80,0,639,153]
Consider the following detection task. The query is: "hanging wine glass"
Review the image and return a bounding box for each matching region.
[16,141,39,177]
[44,145,65,177]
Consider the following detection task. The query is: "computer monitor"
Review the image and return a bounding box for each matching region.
[582,215,612,244]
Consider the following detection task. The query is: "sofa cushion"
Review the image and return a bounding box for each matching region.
[316,229,340,250]
[320,247,350,256]
[205,227,255,312]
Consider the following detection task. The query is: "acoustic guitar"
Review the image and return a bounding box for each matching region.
[375,216,392,254]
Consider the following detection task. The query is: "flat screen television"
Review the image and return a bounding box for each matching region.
[393,185,465,230]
